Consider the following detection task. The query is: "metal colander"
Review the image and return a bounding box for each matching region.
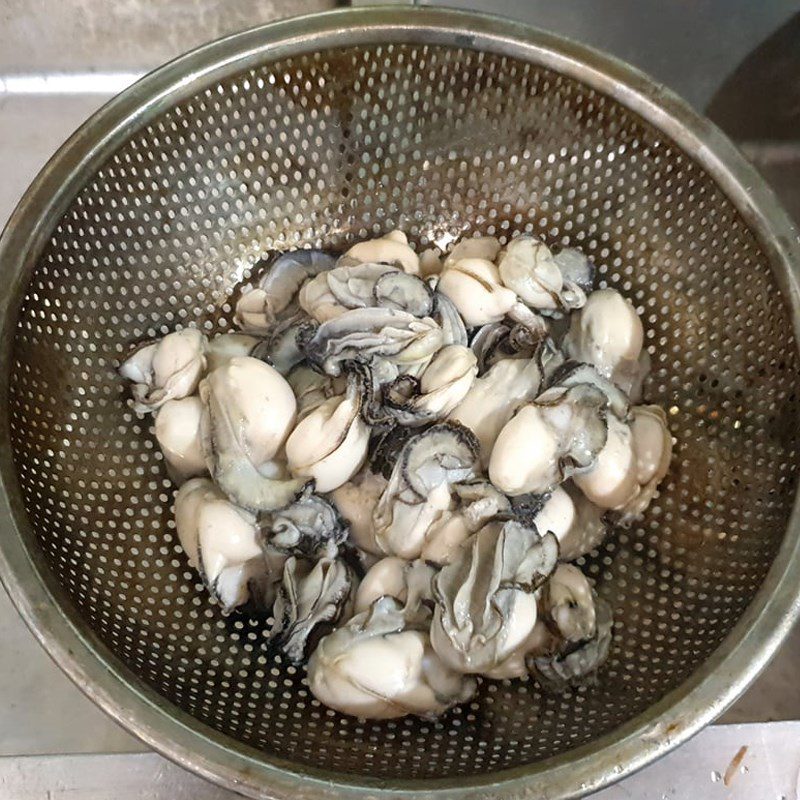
[1,8,800,799]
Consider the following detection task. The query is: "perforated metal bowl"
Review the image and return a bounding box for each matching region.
[1,7,800,799]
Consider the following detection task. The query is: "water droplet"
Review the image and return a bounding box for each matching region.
[710,771,722,783]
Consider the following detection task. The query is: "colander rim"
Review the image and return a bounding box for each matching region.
[1,6,799,799]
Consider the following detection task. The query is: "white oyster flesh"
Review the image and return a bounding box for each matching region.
[555,482,609,561]
[488,383,608,496]
[421,480,511,566]
[297,271,344,323]
[616,404,673,521]
[173,477,270,613]
[563,288,643,384]
[543,564,596,642]
[199,356,305,511]
[344,230,420,275]
[497,235,564,310]
[303,307,444,380]
[173,476,209,568]
[489,405,560,496]
[418,345,477,408]
[119,328,207,414]
[444,235,501,267]
[205,332,260,372]
[436,257,518,327]
[433,290,469,347]
[420,512,471,566]
[286,366,346,422]
[449,356,544,466]
[532,485,576,542]
[384,344,478,426]
[373,423,479,559]
[307,596,476,719]
[354,558,435,615]
[430,520,558,674]
[483,620,555,680]
[270,556,357,663]
[354,556,408,614]
[419,248,444,278]
[285,375,369,493]
[299,262,433,323]
[154,396,207,484]
[234,249,336,332]
[572,413,637,509]
[331,469,388,555]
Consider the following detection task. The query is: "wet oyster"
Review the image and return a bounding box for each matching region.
[122,231,672,720]
[437,257,518,327]
[302,307,444,381]
[373,423,479,558]
[331,468,388,555]
[234,249,336,333]
[299,262,433,323]
[344,230,420,275]
[470,320,542,373]
[419,248,444,278]
[483,620,556,680]
[546,360,630,420]
[154,396,207,484]
[489,383,608,496]
[354,557,436,614]
[449,355,545,466]
[384,345,478,426]
[430,520,559,673]
[421,479,511,566]
[250,311,310,376]
[617,404,672,521]
[174,477,280,613]
[531,595,613,690]
[199,356,306,511]
[562,288,644,389]
[285,374,370,493]
[497,235,587,313]
[270,556,357,663]
[432,289,468,347]
[307,596,476,719]
[444,235,501,267]
[572,413,637,509]
[119,328,207,414]
[553,247,595,294]
[286,365,347,421]
[541,564,596,642]
[205,332,261,372]
[532,482,608,561]
[260,489,348,559]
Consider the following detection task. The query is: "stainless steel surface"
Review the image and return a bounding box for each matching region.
[421,0,798,110]
[1,7,800,800]
[0,0,338,73]
[1,0,795,111]
[3,721,800,799]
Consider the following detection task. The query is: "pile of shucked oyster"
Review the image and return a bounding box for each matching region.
[119,230,672,720]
